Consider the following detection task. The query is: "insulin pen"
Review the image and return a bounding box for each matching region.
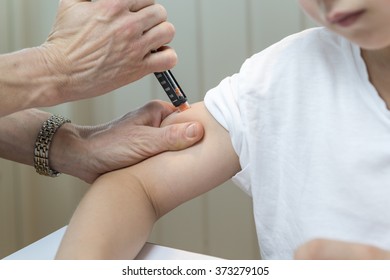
[154,69,191,112]
[151,50,190,112]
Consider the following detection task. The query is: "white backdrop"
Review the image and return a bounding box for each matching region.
[0,0,315,259]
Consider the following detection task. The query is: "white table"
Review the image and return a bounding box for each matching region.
[4,226,220,260]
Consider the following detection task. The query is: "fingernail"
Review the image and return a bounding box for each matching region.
[186,123,198,138]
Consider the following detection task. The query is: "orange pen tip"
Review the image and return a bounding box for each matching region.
[178,102,191,112]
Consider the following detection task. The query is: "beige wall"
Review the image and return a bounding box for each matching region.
[0,0,315,259]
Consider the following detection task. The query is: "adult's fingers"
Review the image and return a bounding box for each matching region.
[142,21,175,51]
[145,46,177,73]
[63,0,156,12]
[159,122,205,151]
[135,100,176,127]
[128,0,155,12]
[134,4,169,34]
[91,0,155,12]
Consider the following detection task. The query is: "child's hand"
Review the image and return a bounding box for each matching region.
[294,239,390,259]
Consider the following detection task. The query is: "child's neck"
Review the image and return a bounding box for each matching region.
[362,47,390,110]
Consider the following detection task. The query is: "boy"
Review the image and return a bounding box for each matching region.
[56,0,390,259]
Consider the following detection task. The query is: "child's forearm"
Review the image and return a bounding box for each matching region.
[55,170,157,259]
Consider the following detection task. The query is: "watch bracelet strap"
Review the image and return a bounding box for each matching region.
[34,114,71,177]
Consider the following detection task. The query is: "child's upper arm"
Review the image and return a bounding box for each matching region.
[56,101,240,259]
[123,101,241,217]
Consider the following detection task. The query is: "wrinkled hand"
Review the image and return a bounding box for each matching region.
[55,101,204,183]
[41,0,176,105]
[294,239,390,260]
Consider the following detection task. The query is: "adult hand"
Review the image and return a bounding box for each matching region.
[41,0,176,105]
[51,101,204,183]
[294,239,390,260]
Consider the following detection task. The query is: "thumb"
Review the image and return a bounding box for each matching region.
[161,122,204,151]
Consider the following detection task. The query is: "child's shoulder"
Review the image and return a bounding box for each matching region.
[247,27,353,68]
[274,27,348,53]
[238,27,358,87]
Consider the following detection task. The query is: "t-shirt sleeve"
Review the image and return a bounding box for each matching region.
[204,67,252,195]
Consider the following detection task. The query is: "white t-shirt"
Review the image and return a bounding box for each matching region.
[204,27,390,259]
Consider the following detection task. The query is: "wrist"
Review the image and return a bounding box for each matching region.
[49,122,90,181]
[34,115,71,177]
[35,45,70,106]
[0,47,66,115]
